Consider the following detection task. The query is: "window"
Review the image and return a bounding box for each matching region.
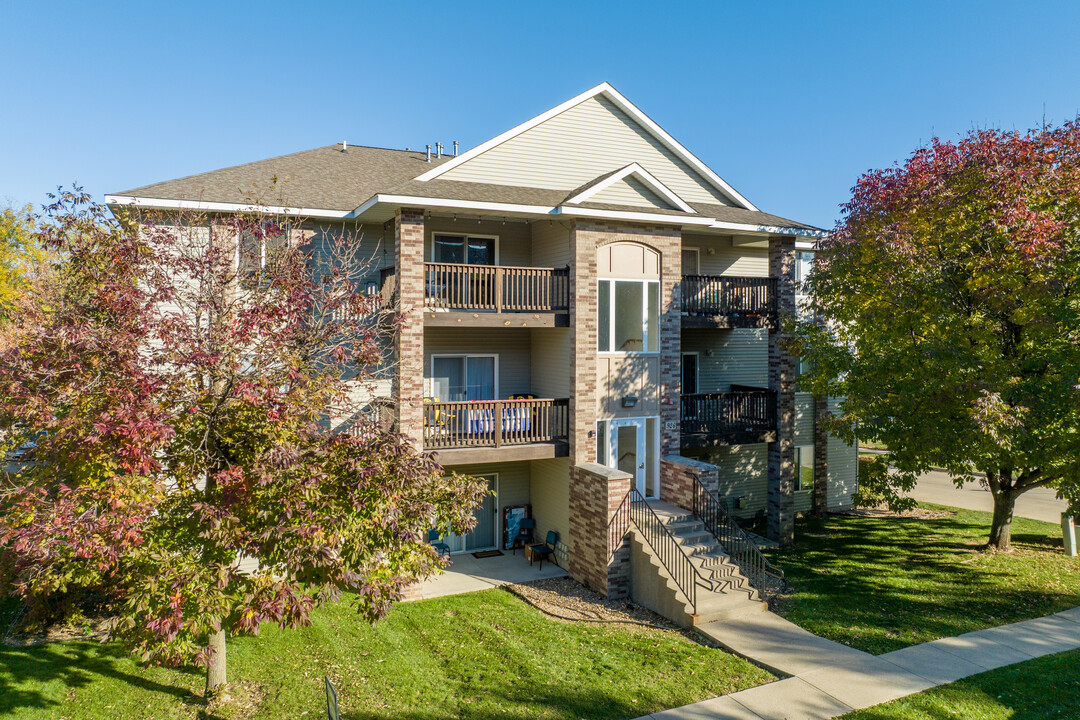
[682,248,700,275]
[239,221,290,274]
[430,355,497,402]
[681,352,699,394]
[433,234,495,265]
[795,445,814,491]
[597,279,660,352]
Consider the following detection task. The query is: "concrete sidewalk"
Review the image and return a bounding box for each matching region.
[632,606,1080,720]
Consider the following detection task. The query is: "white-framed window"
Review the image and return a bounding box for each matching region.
[597,279,660,353]
[239,221,290,274]
[795,445,814,491]
[429,354,498,402]
[431,233,498,266]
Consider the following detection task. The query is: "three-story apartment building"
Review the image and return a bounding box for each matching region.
[108,83,857,615]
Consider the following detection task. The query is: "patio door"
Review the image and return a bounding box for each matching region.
[602,418,659,498]
[445,474,498,553]
[431,355,497,402]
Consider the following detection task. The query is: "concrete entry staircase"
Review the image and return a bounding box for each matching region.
[630,499,766,627]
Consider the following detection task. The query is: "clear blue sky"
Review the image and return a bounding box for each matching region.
[2,0,1079,229]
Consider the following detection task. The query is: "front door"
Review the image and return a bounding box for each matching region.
[445,474,498,553]
[607,418,647,497]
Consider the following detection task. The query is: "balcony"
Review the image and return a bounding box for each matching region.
[423,398,570,463]
[422,263,570,327]
[681,389,777,447]
[681,275,776,329]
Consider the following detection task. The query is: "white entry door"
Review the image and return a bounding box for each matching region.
[607,418,648,497]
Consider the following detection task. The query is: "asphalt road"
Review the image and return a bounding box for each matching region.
[907,468,1068,524]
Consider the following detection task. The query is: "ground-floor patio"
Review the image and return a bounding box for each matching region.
[402,547,567,601]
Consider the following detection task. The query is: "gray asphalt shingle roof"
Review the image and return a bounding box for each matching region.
[111,144,823,232]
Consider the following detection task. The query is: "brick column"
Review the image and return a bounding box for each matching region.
[660,455,720,511]
[813,395,830,515]
[659,234,682,457]
[394,208,425,449]
[568,463,632,598]
[767,235,796,545]
[569,221,598,464]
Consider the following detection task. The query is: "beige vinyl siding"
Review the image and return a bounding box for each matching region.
[680,329,768,392]
[424,216,531,266]
[588,176,675,210]
[700,444,769,520]
[530,328,571,398]
[441,96,735,206]
[530,457,571,561]
[530,220,572,268]
[794,394,814,445]
[424,328,532,398]
[440,461,531,549]
[827,398,858,508]
[682,234,769,277]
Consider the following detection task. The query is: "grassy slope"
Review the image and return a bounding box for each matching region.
[0,587,774,720]
[840,648,1080,719]
[772,504,1080,654]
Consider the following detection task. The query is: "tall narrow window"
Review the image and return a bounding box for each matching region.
[795,445,814,491]
[597,279,660,352]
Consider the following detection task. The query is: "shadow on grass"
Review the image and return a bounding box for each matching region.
[772,510,1080,654]
[0,639,201,717]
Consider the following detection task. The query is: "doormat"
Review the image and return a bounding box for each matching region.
[472,550,503,559]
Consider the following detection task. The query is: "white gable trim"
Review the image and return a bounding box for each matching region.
[413,83,759,211]
[564,163,695,213]
[105,194,352,219]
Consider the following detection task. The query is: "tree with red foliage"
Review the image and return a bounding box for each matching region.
[797,122,1080,551]
[0,188,485,698]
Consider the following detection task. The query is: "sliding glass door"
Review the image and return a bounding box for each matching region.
[431,355,496,402]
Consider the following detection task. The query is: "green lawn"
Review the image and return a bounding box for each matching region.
[771,504,1080,654]
[840,648,1080,719]
[0,586,774,720]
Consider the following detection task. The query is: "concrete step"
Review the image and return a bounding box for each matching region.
[669,529,714,546]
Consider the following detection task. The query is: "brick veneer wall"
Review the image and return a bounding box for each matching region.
[767,235,796,544]
[660,455,721,512]
[394,208,425,448]
[813,395,830,515]
[570,220,682,462]
[568,463,632,599]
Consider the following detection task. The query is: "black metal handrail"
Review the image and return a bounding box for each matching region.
[608,488,711,614]
[690,474,785,601]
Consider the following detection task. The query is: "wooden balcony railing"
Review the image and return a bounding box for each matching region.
[681,390,776,437]
[423,398,569,450]
[425,263,570,313]
[682,275,776,319]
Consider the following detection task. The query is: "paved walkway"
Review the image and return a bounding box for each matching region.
[632,606,1080,720]
[401,550,567,601]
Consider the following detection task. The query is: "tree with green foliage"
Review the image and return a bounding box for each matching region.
[0,203,52,323]
[0,189,485,700]
[796,122,1080,551]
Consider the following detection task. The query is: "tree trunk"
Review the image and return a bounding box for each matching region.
[205,627,227,699]
[989,490,1016,551]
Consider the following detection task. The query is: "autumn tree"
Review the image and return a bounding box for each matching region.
[796,122,1080,551]
[0,188,485,698]
[0,203,52,323]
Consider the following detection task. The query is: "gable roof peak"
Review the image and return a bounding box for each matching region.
[413,82,757,211]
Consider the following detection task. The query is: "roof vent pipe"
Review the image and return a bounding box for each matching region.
[453,141,459,156]
[342,140,347,152]
[436,142,443,159]
[426,145,431,162]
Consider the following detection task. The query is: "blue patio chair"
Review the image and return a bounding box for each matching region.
[529,530,559,570]
[428,529,451,559]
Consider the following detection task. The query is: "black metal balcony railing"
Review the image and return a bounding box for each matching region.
[423,398,569,450]
[425,263,570,313]
[682,275,776,319]
[681,390,776,437]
